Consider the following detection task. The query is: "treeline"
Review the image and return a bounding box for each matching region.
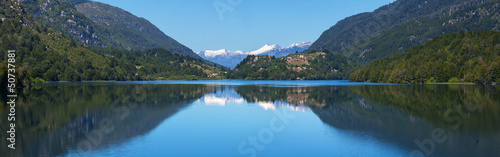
[0,0,217,88]
[226,52,359,80]
[85,47,213,81]
[350,30,500,84]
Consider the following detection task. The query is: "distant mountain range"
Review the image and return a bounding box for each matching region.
[197,42,312,68]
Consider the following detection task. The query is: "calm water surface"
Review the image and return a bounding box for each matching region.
[1,81,499,157]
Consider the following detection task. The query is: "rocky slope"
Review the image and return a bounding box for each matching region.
[18,0,199,58]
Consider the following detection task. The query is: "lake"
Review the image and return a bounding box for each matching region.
[1,81,499,157]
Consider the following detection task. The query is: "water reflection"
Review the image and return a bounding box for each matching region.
[234,84,500,156]
[0,83,217,157]
[0,82,498,157]
[198,88,311,112]
[199,89,245,106]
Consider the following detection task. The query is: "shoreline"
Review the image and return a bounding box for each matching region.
[36,79,495,86]
[423,82,476,85]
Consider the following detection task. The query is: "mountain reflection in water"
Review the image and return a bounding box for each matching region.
[0,82,498,157]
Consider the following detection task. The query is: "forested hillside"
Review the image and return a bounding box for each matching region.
[74,1,199,58]
[18,0,200,58]
[350,30,500,84]
[356,0,500,64]
[0,0,221,87]
[226,52,359,80]
[307,0,499,64]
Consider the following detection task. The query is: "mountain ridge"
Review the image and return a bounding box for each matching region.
[18,0,201,58]
[75,1,200,58]
[0,0,222,86]
[307,0,496,64]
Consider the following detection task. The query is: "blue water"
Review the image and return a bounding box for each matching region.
[3,81,498,157]
[66,89,407,157]
[69,80,394,86]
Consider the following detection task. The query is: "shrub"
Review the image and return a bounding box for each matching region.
[448,77,459,83]
[31,77,46,84]
[425,77,437,83]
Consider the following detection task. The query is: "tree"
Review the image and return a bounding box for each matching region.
[44,69,59,81]
[63,67,80,81]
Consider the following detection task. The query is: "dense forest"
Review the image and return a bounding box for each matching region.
[226,0,500,82]
[355,0,500,64]
[0,0,221,88]
[350,30,500,84]
[226,52,359,80]
[3,0,500,85]
[307,0,499,64]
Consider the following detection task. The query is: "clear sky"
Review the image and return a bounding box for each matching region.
[93,0,395,52]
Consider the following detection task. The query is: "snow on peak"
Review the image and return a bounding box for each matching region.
[198,49,244,58]
[198,41,311,58]
[248,44,282,55]
[287,41,312,48]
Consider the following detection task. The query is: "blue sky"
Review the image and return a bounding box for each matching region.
[93,0,395,52]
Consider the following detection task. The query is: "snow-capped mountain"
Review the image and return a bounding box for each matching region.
[197,42,312,69]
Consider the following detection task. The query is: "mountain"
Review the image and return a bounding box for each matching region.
[18,0,104,46]
[18,0,200,58]
[349,30,500,84]
[197,42,312,68]
[74,1,199,57]
[226,52,359,80]
[307,0,499,64]
[0,0,221,86]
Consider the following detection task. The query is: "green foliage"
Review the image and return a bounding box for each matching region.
[356,1,500,64]
[69,0,90,5]
[0,1,219,87]
[426,77,437,83]
[43,69,59,81]
[448,77,459,83]
[227,52,359,80]
[20,0,103,47]
[350,31,500,84]
[19,0,199,58]
[308,0,500,64]
[31,77,45,84]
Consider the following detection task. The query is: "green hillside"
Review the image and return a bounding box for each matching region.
[307,0,499,64]
[0,0,221,87]
[18,0,199,58]
[349,30,500,84]
[74,1,199,58]
[226,52,359,80]
[356,0,500,64]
